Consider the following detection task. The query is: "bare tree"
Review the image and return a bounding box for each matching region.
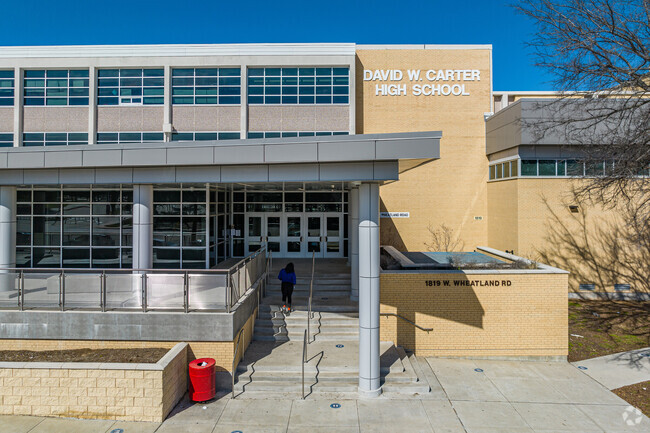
[515,0,650,204]
[424,223,465,252]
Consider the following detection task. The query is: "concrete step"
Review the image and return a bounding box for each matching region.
[252,333,359,342]
[257,310,358,321]
[255,317,358,328]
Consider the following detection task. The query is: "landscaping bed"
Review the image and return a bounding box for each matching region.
[613,381,650,417]
[569,300,649,362]
[0,347,168,363]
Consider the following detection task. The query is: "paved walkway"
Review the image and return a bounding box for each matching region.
[1,358,648,433]
[571,347,650,390]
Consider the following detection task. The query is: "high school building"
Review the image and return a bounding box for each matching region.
[0,43,619,405]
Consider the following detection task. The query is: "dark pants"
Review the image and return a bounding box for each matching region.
[281,282,294,306]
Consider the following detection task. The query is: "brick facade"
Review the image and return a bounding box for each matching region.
[380,271,569,358]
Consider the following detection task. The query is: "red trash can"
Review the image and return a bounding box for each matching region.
[188,358,216,402]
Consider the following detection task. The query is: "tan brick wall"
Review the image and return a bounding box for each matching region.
[355,49,492,251]
[487,178,639,293]
[380,271,568,358]
[0,344,188,422]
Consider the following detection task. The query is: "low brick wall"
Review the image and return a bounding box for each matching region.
[0,342,188,422]
[0,307,257,392]
[380,268,569,359]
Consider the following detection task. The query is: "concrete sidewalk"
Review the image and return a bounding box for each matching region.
[571,347,650,389]
[1,358,648,433]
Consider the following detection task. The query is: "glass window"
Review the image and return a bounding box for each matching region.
[18,187,134,269]
[171,132,240,141]
[97,132,164,144]
[511,160,518,177]
[496,164,503,179]
[567,160,584,176]
[538,160,556,176]
[0,133,13,147]
[98,68,163,105]
[248,67,349,105]
[23,132,87,147]
[172,67,241,105]
[247,131,348,139]
[503,162,510,178]
[0,70,14,106]
[24,70,88,106]
[489,165,495,180]
[521,160,537,176]
[585,161,604,176]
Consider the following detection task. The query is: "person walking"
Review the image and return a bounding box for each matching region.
[278,262,296,313]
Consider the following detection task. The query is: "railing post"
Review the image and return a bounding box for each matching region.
[19,270,24,311]
[142,273,147,313]
[226,270,231,314]
[183,271,189,314]
[100,271,106,312]
[59,270,65,312]
[302,329,307,399]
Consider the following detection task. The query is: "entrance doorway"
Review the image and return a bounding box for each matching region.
[245,213,343,258]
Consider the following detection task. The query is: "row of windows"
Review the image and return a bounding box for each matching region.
[489,160,519,180]
[172,68,240,105]
[171,132,241,141]
[0,70,14,106]
[24,70,89,106]
[0,66,350,107]
[247,67,349,105]
[23,133,88,147]
[0,133,12,147]
[247,131,349,139]
[97,68,164,106]
[489,159,650,180]
[97,132,164,144]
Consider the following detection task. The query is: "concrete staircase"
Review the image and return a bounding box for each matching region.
[233,258,430,396]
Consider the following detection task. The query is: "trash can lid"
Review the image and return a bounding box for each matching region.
[189,358,216,369]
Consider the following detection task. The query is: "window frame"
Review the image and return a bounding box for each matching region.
[171,67,241,105]
[97,68,164,106]
[23,69,89,107]
[247,66,350,105]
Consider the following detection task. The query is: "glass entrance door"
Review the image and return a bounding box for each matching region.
[284,214,303,257]
[324,214,343,258]
[245,213,281,254]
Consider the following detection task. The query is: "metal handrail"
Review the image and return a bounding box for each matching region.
[380,313,433,332]
[307,251,315,343]
[231,279,263,399]
[301,329,307,399]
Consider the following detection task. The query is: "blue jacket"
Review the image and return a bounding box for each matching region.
[278,268,296,285]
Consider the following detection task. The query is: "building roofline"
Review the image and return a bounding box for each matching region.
[357,44,492,50]
[0,43,358,58]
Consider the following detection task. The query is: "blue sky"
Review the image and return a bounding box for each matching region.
[2,1,552,90]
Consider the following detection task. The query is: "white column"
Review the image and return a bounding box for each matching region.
[13,67,22,147]
[358,182,381,397]
[133,185,153,269]
[88,66,97,145]
[0,186,16,291]
[350,186,359,300]
[163,65,172,142]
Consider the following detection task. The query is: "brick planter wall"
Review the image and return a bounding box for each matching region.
[0,342,188,422]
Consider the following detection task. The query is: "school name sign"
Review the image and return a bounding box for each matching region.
[363,69,481,97]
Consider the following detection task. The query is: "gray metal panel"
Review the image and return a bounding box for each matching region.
[265,143,318,163]
[372,161,399,180]
[320,162,374,181]
[175,166,221,183]
[0,152,7,169]
[486,102,523,155]
[24,169,58,184]
[167,146,214,165]
[95,168,133,184]
[133,167,176,183]
[82,149,123,167]
[45,150,83,168]
[59,169,95,184]
[318,140,375,162]
[0,170,23,184]
[123,148,167,166]
[221,165,269,182]
[8,151,44,169]
[268,164,319,182]
[214,145,264,164]
[376,138,439,160]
